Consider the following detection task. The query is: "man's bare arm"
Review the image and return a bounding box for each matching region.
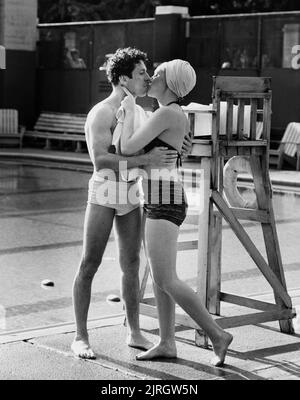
[86,104,177,172]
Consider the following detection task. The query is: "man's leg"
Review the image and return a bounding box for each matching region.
[72,203,115,358]
[114,206,152,350]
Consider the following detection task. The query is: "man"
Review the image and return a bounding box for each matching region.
[71,47,192,359]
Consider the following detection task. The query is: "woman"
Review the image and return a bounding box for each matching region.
[120,59,233,367]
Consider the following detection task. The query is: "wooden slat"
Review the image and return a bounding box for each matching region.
[226,99,234,140]
[200,108,259,115]
[182,109,214,114]
[25,131,86,141]
[250,99,258,140]
[36,118,85,125]
[34,129,84,135]
[188,113,195,138]
[216,308,295,329]
[38,114,86,123]
[219,292,281,311]
[207,207,222,315]
[212,190,292,308]
[220,140,267,147]
[38,113,85,119]
[250,155,294,334]
[196,157,212,306]
[140,303,296,330]
[36,122,85,129]
[177,240,198,251]
[35,126,84,134]
[249,154,269,210]
[40,111,86,118]
[211,90,221,189]
[39,115,85,121]
[36,119,85,126]
[192,139,213,145]
[237,99,245,141]
[214,76,271,93]
[35,122,84,129]
[213,208,270,223]
[228,207,270,223]
[223,147,265,158]
[262,95,272,142]
[221,92,271,99]
[255,121,264,140]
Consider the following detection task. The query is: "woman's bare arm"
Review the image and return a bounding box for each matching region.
[86,103,177,171]
[120,106,173,155]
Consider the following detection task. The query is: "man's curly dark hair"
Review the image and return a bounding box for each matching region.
[106,47,148,86]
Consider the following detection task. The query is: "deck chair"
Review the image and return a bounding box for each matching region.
[0,109,25,148]
[271,122,300,170]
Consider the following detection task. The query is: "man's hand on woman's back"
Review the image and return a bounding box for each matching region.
[181,132,193,158]
[146,147,178,168]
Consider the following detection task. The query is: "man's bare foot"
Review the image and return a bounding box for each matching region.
[136,342,177,361]
[210,332,233,367]
[71,338,96,359]
[127,332,153,351]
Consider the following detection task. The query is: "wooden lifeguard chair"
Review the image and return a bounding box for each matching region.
[139,76,296,347]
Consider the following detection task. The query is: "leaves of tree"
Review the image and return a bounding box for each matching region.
[38,0,300,23]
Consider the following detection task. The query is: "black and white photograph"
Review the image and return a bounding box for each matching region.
[1,0,300,385]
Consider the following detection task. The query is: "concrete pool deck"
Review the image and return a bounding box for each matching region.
[0,147,300,381]
[0,298,300,381]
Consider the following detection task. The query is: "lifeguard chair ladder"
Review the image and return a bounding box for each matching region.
[139,76,295,347]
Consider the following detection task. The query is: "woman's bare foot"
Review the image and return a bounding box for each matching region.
[71,337,96,359]
[127,332,153,350]
[136,342,177,361]
[210,332,233,367]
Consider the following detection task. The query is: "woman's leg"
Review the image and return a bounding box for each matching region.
[136,213,176,360]
[114,206,152,350]
[152,282,176,346]
[140,218,232,365]
[136,280,177,360]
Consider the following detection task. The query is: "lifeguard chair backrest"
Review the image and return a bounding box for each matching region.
[212,76,272,142]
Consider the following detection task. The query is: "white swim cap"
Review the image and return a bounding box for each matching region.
[163,59,196,98]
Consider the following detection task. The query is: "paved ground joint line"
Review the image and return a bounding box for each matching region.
[24,339,149,380]
[0,315,125,343]
[251,361,300,380]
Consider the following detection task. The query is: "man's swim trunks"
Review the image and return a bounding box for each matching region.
[87,172,141,216]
